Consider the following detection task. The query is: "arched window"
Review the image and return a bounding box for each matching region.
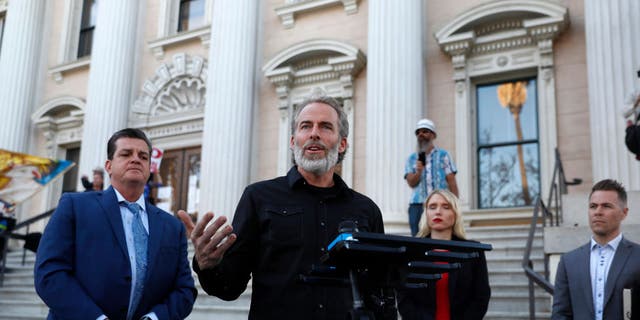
[32,96,85,202]
[435,0,569,209]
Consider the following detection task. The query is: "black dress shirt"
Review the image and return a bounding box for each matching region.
[194,166,391,319]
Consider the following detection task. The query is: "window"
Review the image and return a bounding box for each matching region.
[77,0,97,58]
[477,79,540,208]
[177,0,205,32]
[62,147,81,193]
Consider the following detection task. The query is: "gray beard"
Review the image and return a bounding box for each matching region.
[293,140,339,175]
[417,139,432,153]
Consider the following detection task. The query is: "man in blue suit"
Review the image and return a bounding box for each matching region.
[35,128,196,320]
[552,179,640,319]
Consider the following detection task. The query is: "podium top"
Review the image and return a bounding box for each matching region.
[329,232,492,252]
[322,231,492,268]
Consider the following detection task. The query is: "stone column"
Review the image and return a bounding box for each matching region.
[366,0,424,231]
[198,0,259,219]
[585,0,640,190]
[78,0,140,184]
[0,0,46,153]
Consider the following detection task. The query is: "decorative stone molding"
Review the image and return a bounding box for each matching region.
[275,0,359,29]
[262,39,366,184]
[0,0,7,12]
[48,57,91,83]
[133,53,207,115]
[434,0,569,210]
[131,53,207,140]
[144,120,204,140]
[31,96,86,156]
[436,0,568,57]
[148,25,211,60]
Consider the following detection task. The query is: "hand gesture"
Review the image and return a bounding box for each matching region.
[177,210,237,270]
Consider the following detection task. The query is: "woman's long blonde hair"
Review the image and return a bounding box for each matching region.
[416,189,466,239]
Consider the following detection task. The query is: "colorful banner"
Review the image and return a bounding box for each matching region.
[0,149,75,214]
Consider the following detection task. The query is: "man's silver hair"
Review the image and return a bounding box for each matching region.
[291,89,349,162]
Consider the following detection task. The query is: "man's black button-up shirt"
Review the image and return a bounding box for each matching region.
[193,166,387,319]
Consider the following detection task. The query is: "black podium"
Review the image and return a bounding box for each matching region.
[301,228,492,320]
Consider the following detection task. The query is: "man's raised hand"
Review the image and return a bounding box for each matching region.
[177,210,237,270]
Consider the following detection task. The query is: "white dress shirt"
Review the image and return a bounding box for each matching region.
[589,233,622,320]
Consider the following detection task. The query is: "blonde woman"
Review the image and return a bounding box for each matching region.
[397,189,490,320]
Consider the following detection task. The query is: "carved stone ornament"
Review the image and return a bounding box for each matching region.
[263,39,366,101]
[133,53,207,117]
[435,0,569,59]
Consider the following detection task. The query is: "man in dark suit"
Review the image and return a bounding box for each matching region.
[552,179,640,319]
[35,128,196,320]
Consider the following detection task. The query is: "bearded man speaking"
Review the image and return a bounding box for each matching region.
[178,91,396,320]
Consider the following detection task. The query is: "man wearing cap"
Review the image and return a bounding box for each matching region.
[404,118,459,236]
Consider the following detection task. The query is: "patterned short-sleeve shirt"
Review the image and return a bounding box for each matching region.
[404,147,457,204]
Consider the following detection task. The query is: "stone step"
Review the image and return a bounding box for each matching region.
[488,267,545,283]
[0,287,39,300]
[486,243,544,258]
[466,224,543,236]
[194,289,251,308]
[0,272,35,287]
[0,313,44,320]
[187,305,250,320]
[485,311,551,320]
[489,291,551,313]
[486,255,544,269]
[0,299,48,317]
[490,280,552,293]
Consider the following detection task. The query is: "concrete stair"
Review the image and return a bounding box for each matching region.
[0,249,46,320]
[466,224,552,320]
[189,274,251,320]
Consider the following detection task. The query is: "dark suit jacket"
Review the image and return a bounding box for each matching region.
[396,237,491,320]
[552,237,640,319]
[35,187,196,320]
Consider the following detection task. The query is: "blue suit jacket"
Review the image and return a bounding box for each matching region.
[35,186,196,320]
[552,237,640,319]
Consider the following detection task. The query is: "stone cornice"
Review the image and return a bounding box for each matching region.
[435,0,569,57]
[48,57,91,84]
[275,0,358,29]
[264,40,365,97]
[147,25,211,60]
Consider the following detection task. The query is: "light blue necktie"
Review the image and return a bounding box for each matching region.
[123,201,148,320]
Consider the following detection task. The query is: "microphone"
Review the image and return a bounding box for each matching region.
[338,220,358,234]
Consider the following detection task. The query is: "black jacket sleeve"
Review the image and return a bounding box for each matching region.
[625,124,640,157]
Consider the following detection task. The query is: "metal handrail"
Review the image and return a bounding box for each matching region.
[0,208,56,287]
[522,149,581,319]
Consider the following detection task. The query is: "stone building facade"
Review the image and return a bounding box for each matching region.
[0,0,638,252]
